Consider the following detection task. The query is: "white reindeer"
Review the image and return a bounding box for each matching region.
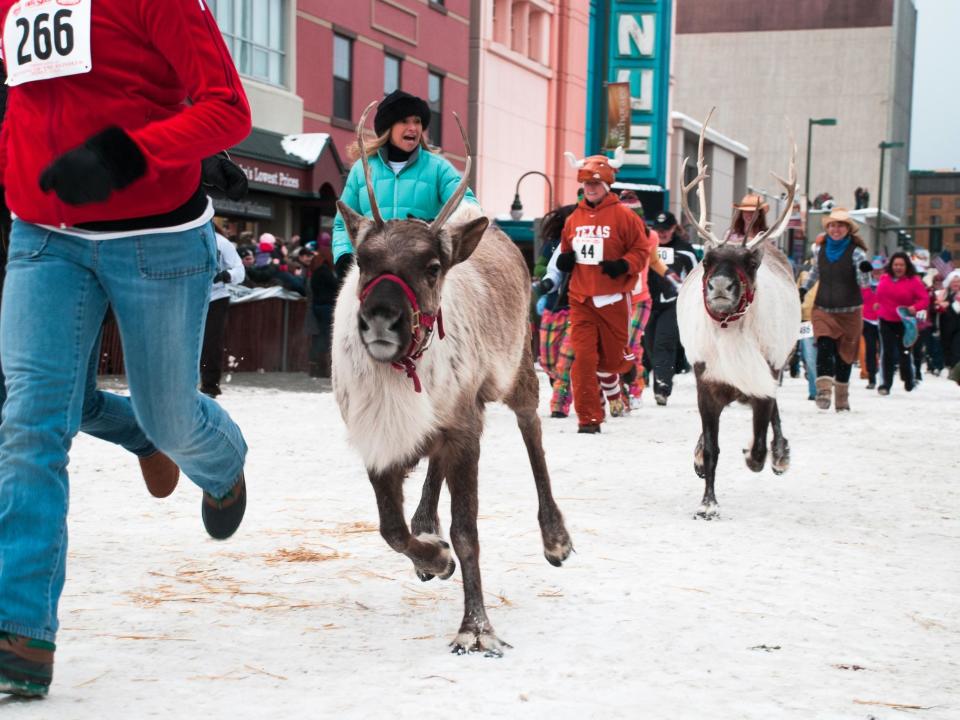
[676,109,801,519]
[332,103,572,655]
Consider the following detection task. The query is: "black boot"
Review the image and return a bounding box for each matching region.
[202,473,246,540]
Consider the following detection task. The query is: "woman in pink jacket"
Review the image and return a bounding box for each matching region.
[874,252,929,395]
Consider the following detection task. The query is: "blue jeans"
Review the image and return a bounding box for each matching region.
[799,336,817,398]
[0,221,247,643]
[0,328,157,457]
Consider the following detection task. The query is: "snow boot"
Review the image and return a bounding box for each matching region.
[577,424,601,434]
[202,473,246,540]
[138,451,180,498]
[834,382,850,412]
[0,633,54,698]
[815,376,833,409]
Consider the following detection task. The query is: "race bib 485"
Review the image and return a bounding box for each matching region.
[3,0,92,87]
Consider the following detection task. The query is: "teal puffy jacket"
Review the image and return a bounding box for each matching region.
[332,146,479,263]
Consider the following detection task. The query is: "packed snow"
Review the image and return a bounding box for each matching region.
[2,371,957,719]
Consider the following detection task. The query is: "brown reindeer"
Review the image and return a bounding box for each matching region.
[331,103,572,655]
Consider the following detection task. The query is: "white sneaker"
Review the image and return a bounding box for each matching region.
[629,396,643,410]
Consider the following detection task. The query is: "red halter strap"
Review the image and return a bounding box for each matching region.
[359,273,445,393]
[701,265,755,328]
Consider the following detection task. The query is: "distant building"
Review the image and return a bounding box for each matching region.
[672,0,916,242]
[909,171,960,258]
[207,0,470,243]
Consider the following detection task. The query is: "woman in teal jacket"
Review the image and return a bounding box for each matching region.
[332,90,479,276]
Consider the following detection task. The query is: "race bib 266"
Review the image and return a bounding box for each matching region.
[3,0,92,87]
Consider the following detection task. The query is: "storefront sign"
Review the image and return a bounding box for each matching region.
[211,195,274,220]
[233,158,309,192]
[599,0,672,187]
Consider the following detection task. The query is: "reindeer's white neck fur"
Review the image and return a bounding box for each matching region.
[332,238,525,472]
[677,252,800,398]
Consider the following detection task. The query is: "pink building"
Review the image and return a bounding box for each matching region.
[473,1,591,220]
[207,1,471,243]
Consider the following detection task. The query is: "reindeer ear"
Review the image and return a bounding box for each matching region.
[337,201,372,247]
[446,216,489,266]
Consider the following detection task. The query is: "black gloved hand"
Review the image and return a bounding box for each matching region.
[555,250,576,273]
[335,253,355,280]
[599,258,629,278]
[202,152,249,201]
[537,277,555,294]
[39,127,146,206]
[799,287,808,302]
[858,260,873,273]
[213,270,232,284]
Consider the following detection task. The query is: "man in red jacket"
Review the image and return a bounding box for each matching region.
[557,152,651,433]
[0,0,251,697]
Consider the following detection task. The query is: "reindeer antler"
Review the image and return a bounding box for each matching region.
[356,100,385,227]
[679,107,723,249]
[747,132,798,250]
[428,112,473,233]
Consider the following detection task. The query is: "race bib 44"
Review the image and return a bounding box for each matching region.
[3,0,92,87]
[573,236,603,265]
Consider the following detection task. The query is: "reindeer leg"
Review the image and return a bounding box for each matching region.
[694,368,732,519]
[441,419,509,657]
[769,400,790,475]
[368,464,456,580]
[505,360,572,567]
[694,434,706,478]
[410,458,445,582]
[743,398,774,473]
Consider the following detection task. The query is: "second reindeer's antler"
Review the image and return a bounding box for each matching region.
[680,107,724,249]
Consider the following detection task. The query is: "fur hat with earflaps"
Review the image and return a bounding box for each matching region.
[564,146,625,186]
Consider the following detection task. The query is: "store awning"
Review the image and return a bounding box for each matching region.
[229,127,346,199]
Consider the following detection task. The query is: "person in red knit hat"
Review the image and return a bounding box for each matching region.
[557,148,651,433]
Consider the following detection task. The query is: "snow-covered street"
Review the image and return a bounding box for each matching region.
[2,371,957,719]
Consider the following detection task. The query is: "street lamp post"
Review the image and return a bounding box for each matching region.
[510,171,555,221]
[876,140,905,248]
[805,117,837,241]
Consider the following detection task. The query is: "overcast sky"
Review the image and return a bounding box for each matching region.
[909,0,959,170]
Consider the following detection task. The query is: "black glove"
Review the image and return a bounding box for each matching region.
[858,260,873,273]
[599,258,629,278]
[555,251,576,273]
[335,253,355,280]
[213,270,232,284]
[202,152,249,201]
[537,277,555,294]
[39,127,146,205]
[799,287,808,302]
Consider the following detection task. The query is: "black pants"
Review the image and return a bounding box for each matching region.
[200,297,231,391]
[862,321,879,383]
[879,319,914,391]
[642,303,679,396]
[816,336,852,383]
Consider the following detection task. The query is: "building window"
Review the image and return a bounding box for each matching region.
[384,54,401,95]
[428,72,443,146]
[930,197,942,209]
[209,0,286,87]
[930,215,941,225]
[954,232,960,245]
[955,197,960,209]
[333,35,352,121]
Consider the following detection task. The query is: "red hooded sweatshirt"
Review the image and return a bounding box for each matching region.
[0,0,250,228]
[560,193,651,303]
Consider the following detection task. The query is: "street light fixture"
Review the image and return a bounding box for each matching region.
[805,117,837,240]
[509,171,554,221]
[876,140,905,247]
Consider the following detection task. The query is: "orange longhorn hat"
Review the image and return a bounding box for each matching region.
[564,146,625,185]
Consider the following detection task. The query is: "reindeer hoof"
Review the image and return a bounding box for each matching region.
[771,441,790,475]
[451,631,511,658]
[543,530,573,567]
[743,447,766,473]
[695,503,720,520]
[417,570,435,582]
[413,534,456,580]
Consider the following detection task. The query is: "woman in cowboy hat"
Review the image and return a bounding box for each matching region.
[724,193,770,244]
[800,208,872,411]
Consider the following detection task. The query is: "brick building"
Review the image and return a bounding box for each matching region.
[909,171,960,258]
[207,0,470,244]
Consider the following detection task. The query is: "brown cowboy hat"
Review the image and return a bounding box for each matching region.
[821,207,860,233]
[733,193,769,212]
